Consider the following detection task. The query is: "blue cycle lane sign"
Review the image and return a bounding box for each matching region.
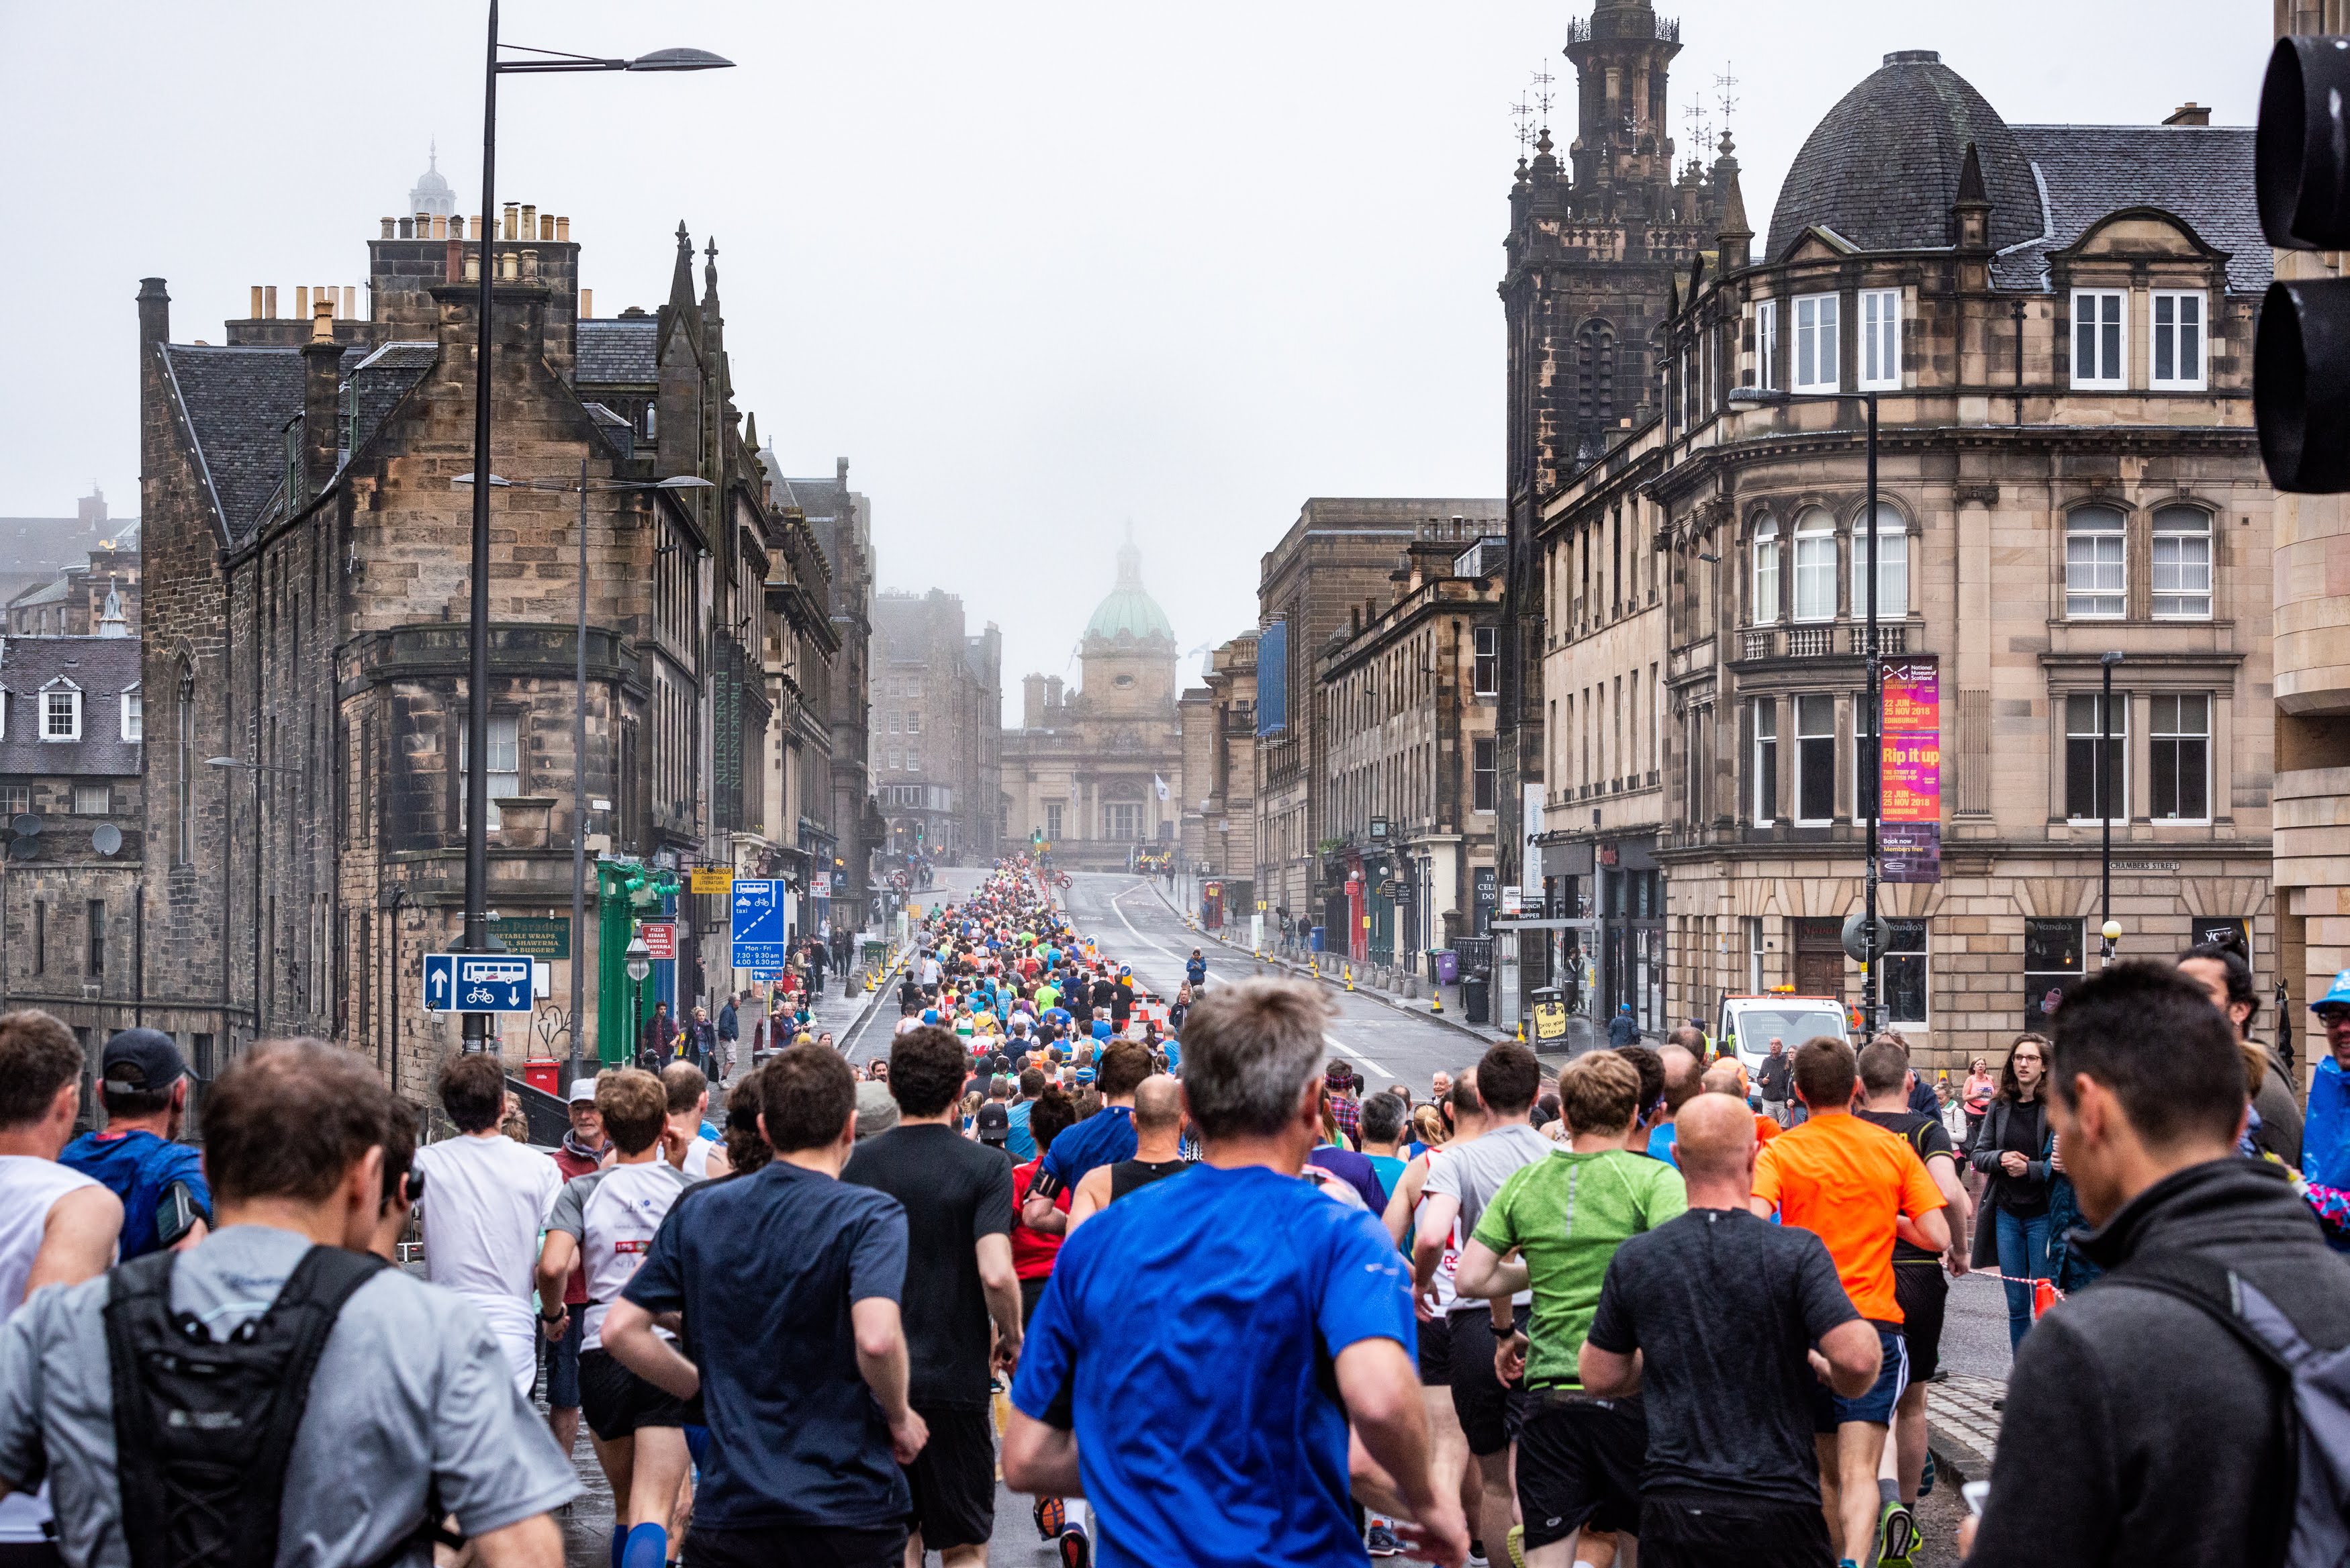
[731,878,790,970]
[422,953,536,1014]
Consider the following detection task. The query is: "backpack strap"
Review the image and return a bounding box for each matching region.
[2106,1252,2302,1379]
[101,1253,181,1568]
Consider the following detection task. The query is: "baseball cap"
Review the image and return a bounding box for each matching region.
[855,1079,900,1140]
[101,1029,187,1097]
[567,1075,600,1105]
[2315,969,2350,1012]
[976,1101,1010,1146]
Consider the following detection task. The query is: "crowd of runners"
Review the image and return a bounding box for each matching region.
[1,856,2347,1568]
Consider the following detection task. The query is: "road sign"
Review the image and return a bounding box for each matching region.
[731,878,790,970]
[691,868,734,895]
[422,952,535,1014]
[642,921,677,961]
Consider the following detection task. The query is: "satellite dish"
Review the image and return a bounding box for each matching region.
[91,824,122,856]
[11,814,40,838]
[6,838,34,861]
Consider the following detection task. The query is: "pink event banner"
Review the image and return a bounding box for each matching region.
[1880,734,1942,823]
[1880,660,1940,734]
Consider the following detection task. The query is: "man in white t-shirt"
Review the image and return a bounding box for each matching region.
[538,1069,695,1568]
[658,1062,729,1182]
[0,1012,124,1565]
[411,1052,563,1396]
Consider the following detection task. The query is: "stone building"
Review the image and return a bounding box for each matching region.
[872,589,1000,868]
[1493,0,1740,932]
[0,636,146,1085]
[1000,535,1182,871]
[1316,524,1506,971]
[1543,49,2272,1068]
[0,490,134,623]
[1252,498,1500,949]
[6,530,140,640]
[774,458,882,930]
[2273,1,2350,1038]
[136,165,858,1092]
[1177,631,1257,931]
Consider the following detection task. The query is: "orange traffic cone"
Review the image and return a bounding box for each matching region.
[2032,1278,2058,1318]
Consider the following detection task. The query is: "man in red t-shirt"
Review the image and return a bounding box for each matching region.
[1010,1091,1081,1548]
[547,1075,608,1455]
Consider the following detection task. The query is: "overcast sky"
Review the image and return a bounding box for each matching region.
[1,1,2267,716]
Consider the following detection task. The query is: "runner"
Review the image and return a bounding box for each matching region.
[58,1028,210,1259]
[1021,1040,1152,1237]
[1066,1074,1188,1230]
[1456,1050,1688,1568]
[1749,1038,1950,1568]
[1578,1094,1881,1567]
[536,1068,696,1568]
[545,1075,610,1457]
[1415,1043,1549,1567]
[409,1050,564,1398]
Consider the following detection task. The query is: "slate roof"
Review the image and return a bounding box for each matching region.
[576,318,659,385]
[7,579,69,610]
[1762,52,2266,296]
[0,636,141,778]
[1996,125,2267,293]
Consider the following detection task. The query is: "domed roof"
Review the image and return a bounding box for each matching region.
[408,144,455,219]
[1084,533,1174,645]
[1765,51,2042,260]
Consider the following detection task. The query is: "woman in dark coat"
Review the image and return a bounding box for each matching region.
[1967,1032,2057,1351]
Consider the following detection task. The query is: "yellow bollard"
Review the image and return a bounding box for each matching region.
[1517,1020,1527,1043]
[1344,964,1354,991]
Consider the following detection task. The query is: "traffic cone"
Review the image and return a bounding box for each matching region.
[1431,987,1444,1014]
[1344,965,1354,991]
[2032,1278,2058,1318]
[1517,1021,1527,1043]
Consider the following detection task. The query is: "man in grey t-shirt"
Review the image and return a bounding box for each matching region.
[0,1040,576,1568]
[1411,1044,1550,1561]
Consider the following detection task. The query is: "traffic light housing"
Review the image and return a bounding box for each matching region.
[2257,35,2350,493]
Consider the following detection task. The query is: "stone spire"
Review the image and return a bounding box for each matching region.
[1713,131,1752,269]
[668,222,697,316]
[98,578,128,638]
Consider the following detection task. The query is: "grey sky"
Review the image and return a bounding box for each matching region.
[0,1,2265,715]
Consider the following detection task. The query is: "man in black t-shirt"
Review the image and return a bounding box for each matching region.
[1854,1040,1974,1520]
[1581,1095,1884,1568]
[844,1026,1021,1563]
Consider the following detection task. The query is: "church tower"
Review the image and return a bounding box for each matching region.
[1494,0,1728,889]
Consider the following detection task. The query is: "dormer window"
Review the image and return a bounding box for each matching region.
[43,688,80,742]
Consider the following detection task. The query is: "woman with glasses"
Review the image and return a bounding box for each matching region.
[1966,1033,2056,1351]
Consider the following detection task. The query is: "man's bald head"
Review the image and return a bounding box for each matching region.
[1674,1093,1759,1187]
[1133,1073,1184,1132]
[1701,1059,1745,1097]
[1658,1044,1704,1118]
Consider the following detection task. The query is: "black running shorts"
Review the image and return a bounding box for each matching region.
[1515,1387,1646,1550]
[1894,1263,1947,1385]
[1416,1310,1454,1387]
[1638,1488,1834,1568]
[577,1346,698,1441]
[902,1403,996,1551]
[1446,1306,1530,1457]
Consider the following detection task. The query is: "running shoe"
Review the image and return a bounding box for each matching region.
[1919,1449,1937,1497]
[1505,1522,1527,1568]
[1058,1524,1092,1568]
[1466,1543,1489,1568]
[1033,1496,1066,1540]
[1365,1520,1401,1557]
[1875,1498,1920,1568]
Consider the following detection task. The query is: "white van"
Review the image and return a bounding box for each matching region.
[1717,994,1852,1080]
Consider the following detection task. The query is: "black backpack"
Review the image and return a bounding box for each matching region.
[101,1244,457,1568]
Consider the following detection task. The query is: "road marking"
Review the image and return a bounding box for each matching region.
[1326,1036,1393,1080]
[1109,883,1185,965]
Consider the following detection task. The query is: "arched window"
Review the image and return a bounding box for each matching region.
[1752,518,1781,624]
[2065,505,2126,618]
[1576,322,1617,443]
[1849,503,1908,618]
[2151,505,2212,619]
[1792,507,1837,622]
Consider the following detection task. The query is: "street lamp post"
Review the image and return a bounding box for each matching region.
[457,466,709,1079]
[457,3,732,1056]
[624,926,653,1064]
[2100,650,2125,964]
[1729,387,1883,1032]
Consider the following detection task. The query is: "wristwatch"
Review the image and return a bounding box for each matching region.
[539,1306,566,1324]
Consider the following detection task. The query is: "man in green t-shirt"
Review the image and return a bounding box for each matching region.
[1456,1050,1687,1568]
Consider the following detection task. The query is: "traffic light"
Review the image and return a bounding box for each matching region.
[2257,35,2350,492]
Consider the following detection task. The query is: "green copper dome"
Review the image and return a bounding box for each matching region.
[1085,534,1174,644]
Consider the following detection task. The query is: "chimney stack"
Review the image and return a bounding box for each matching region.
[302,298,342,497]
[249,285,264,319]
[579,287,593,319]
[555,216,570,242]
[265,285,278,319]
[2164,101,2211,126]
[137,277,171,352]
[381,217,395,240]
[295,286,309,320]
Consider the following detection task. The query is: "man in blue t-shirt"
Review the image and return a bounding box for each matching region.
[59,1029,211,1259]
[1021,1040,1152,1238]
[1005,978,1468,1568]
[607,1043,925,1567]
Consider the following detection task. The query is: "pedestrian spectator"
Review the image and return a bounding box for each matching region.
[1002,979,1467,1566]
[678,1005,716,1075]
[637,1000,677,1070]
[842,1026,1021,1565]
[1607,1002,1639,1048]
[1961,1057,1995,1146]
[545,1076,607,1457]
[1185,948,1207,990]
[1169,981,1194,1036]
[2179,943,2301,1169]
[0,1012,124,1558]
[1967,1032,2056,1351]
[604,1042,927,1568]
[59,1028,211,1259]
[536,1068,694,1568]
[412,1051,565,1398]
[1965,962,2350,1567]
[1756,1037,1795,1127]
[1750,1036,1948,1568]
[2304,968,2350,1250]
[1455,1050,1688,1568]
[1579,1094,1881,1567]
[716,991,741,1076]
[1,1037,575,1568]
[808,936,830,991]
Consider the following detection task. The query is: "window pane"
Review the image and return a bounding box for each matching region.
[2065,693,2126,820]
[1793,514,1836,620]
[2152,507,2212,617]
[2065,507,2126,616]
[1796,694,1836,821]
[2101,296,2121,379]
[1755,699,1778,822]
[2181,295,2201,381]
[1754,532,1779,623]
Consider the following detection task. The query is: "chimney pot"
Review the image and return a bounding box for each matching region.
[452,214,466,240]
[555,216,570,242]
[500,250,519,282]
[399,218,414,239]
[522,248,540,281]
[431,214,446,240]
[520,204,536,239]
[310,297,334,343]
[445,236,463,285]
[465,252,481,283]
[295,286,309,320]
[249,285,264,319]
[265,285,278,319]
[342,285,355,319]
[502,202,519,240]
[380,217,395,240]
[414,210,430,236]
[579,287,593,319]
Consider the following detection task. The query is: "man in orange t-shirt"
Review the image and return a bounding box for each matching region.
[1751,1036,1949,1568]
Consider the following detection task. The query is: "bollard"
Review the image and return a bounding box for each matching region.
[1344,964,1354,991]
